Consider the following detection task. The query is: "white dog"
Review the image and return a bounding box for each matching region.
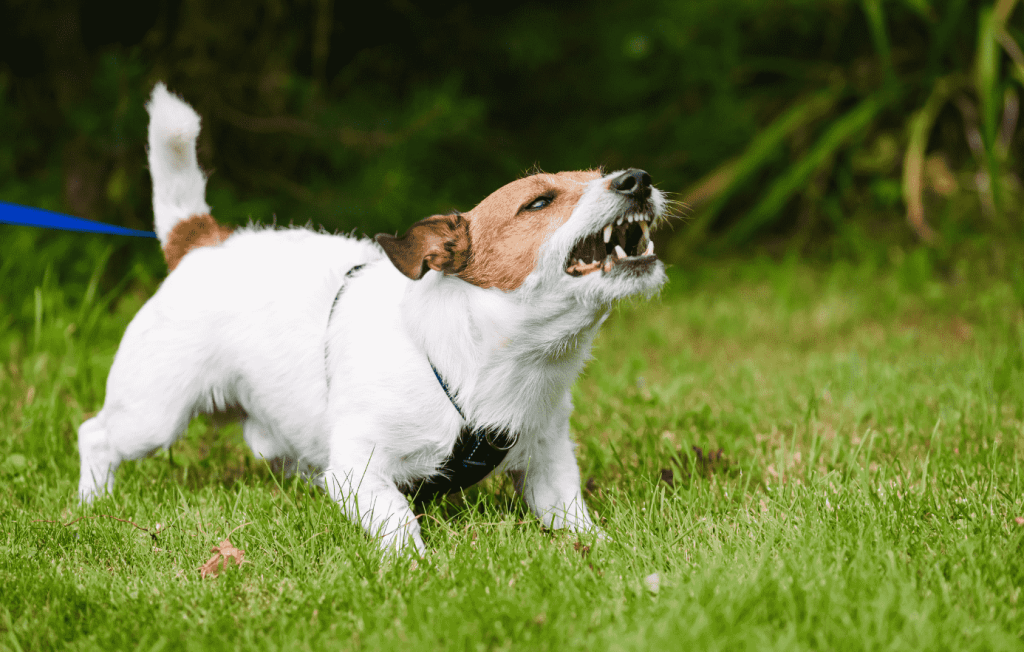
[77,83,668,553]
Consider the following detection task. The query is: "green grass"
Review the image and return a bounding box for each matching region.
[2,240,1024,651]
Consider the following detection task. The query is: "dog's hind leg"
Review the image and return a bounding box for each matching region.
[243,418,285,466]
[243,418,305,478]
[78,307,206,502]
[77,415,121,502]
[77,398,193,503]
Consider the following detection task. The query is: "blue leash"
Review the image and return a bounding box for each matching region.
[0,201,157,238]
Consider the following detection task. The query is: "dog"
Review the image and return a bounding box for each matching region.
[77,83,668,553]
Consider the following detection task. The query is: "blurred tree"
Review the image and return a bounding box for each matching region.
[0,0,1021,267]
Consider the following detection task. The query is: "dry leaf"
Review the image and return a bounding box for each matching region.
[200,538,245,578]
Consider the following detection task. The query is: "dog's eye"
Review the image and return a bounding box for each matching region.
[524,196,553,211]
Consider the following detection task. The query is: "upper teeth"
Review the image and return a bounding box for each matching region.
[614,214,648,226]
[603,225,612,243]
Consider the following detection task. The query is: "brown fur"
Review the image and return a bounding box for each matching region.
[163,214,234,271]
[378,171,600,291]
[459,171,598,291]
[375,213,471,279]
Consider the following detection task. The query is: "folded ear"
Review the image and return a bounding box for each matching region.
[375,213,471,280]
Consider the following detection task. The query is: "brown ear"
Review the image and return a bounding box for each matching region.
[375,213,471,280]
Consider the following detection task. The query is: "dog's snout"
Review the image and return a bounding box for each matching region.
[610,169,652,199]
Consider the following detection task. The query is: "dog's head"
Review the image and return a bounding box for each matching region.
[375,168,667,303]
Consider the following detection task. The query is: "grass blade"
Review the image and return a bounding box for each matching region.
[721,93,887,247]
[976,6,1005,219]
[76,244,114,327]
[862,0,899,90]
[900,0,935,21]
[995,0,1020,22]
[679,88,841,249]
[977,6,1001,146]
[902,75,966,243]
[997,27,1024,86]
[927,0,970,79]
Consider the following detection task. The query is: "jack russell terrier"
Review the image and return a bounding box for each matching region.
[77,83,668,553]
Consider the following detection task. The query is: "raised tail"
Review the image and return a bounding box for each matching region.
[146,83,211,246]
[147,83,232,271]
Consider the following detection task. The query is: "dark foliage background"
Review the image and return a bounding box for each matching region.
[1,0,1023,296]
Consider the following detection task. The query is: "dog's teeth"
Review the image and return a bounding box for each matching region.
[644,241,654,256]
[614,245,627,260]
[639,220,649,236]
[616,217,624,226]
[603,225,612,243]
[602,256,614,273]
[578,259,586,266]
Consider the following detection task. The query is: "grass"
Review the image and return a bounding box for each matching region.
[2,236,1024,651]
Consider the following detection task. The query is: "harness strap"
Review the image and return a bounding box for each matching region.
[411,362,515,503]
[430,363,465,419]
[324,264,365,389]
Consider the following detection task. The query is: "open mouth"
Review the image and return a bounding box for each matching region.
[565,213,656,277]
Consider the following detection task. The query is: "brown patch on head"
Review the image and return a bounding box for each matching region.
[458,170,599,290]
[374,170,599,289]
[375,213,471,280]
[163,214,234,271]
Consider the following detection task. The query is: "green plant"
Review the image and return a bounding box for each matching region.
[677,0,1024,252]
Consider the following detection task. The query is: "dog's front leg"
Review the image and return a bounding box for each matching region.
[324,444,424,555]
[511,417,601,536]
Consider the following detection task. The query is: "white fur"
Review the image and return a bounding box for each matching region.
[78,85,667,554]
[147,82,210,242]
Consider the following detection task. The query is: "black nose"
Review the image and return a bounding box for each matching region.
[610,168,652,198]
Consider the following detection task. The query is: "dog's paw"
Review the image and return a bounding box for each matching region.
[378,524,426,558]
[77,478,112,505]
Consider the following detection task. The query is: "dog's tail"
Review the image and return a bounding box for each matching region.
[146,83,232,270]
[147,83,209,244]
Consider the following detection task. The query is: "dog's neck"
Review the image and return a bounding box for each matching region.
[403,273,609,435]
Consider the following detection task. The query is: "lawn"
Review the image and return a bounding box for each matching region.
[1,238,1023,651]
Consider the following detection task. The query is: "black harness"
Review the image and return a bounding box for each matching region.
[411,363,515,502]
[326,263,515,504]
